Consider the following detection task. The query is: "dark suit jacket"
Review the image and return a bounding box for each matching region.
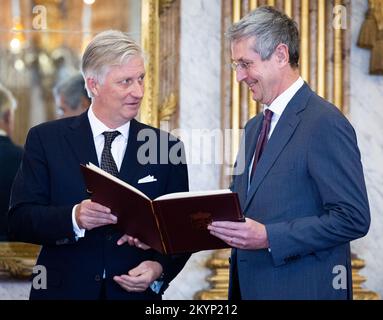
[8,112,190,300]
[229,83,370,300]
[0,136,23,240]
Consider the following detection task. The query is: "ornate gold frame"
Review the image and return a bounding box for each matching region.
[358,0,383,74]
[0,0,179,280]
[140,0,179,128]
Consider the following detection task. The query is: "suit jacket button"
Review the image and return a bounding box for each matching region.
[95,275,101,282]
[106,234,113,241]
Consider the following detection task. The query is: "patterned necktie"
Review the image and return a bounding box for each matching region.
[101,131,121,177]
[250,109,274,180]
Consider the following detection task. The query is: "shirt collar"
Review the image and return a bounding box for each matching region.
[264,77,304,116]
[0,129,7,137]
[87,105,130,140]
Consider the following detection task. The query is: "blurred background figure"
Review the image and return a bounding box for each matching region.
[0,85,23,241]
[53,73,91,118]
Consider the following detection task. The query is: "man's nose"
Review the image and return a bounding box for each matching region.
[235,68,248,82]
[131,81,144,98]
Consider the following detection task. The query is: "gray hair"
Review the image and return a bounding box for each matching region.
[227,6,299,68]
[53,73,90,111]
[0,85,17,119]
[81,30,143,95]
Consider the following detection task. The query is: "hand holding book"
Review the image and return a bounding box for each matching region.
[81,163,245,254]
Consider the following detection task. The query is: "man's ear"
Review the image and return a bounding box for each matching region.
[274,44,289,66]
[86,78,99,96]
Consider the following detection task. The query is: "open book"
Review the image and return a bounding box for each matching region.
[80,163,245,254]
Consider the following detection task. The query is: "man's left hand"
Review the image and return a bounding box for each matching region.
[208,218,269,250]
[113,261,163,292]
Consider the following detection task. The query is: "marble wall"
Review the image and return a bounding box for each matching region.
[163,0,222,299]
[349,0,383,298]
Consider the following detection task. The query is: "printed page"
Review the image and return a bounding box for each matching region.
[155,189,232,201]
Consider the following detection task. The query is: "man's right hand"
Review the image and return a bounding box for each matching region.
[75,199,117,230]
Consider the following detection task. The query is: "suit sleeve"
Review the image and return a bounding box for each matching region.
[8,127,76,246]
[150,140,191,293]
[266,112,370,267]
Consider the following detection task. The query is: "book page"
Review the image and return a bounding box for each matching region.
[86,163,150,200]
[155,189,232,201]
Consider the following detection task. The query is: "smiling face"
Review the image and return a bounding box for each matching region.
[231,37,282,106]
[88,55,145,128]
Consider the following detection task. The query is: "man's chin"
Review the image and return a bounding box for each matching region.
[251,92,261,103]
[123,109,139,121]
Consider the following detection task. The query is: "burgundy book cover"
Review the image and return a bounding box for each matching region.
[80,165,165,253]
[80,165,244,254]
[152,194,244,254]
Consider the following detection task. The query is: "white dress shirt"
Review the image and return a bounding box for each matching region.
[0,129,7,136]
[72,106,130,238]
[248,77,304,183]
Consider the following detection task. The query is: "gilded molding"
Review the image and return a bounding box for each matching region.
[0,243,40,278]
[333,0,343,110]
[300,0,310,83]
[358,0,383,74]
[141,0,159,127]
[231,0,241,164]
[159,93,178,122]
[159,0,176,13]
[317,0,326,98]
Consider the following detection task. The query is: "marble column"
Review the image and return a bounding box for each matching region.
[163,0,222,299]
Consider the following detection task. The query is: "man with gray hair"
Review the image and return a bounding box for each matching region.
[209,6,370,299]
[9,30,190,300]
[53,73,91,118]
[0,85,23,240]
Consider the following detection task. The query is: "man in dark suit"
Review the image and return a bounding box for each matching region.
[0,85,23,241]
[209,6,370,300]
[8,30,189,300]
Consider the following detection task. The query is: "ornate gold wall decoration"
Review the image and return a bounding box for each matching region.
[140,0,160,127]
[0,243,40,278]
[358,0,383,74]
[141,0,180,128]
[159,93,178,122]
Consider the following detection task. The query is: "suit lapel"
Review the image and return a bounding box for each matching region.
[243,83,313,212]
[64,112,99,166]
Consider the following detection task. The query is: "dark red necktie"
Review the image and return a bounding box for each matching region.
[250,109,273,180]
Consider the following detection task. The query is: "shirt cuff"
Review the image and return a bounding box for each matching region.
[72,205,85,239]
